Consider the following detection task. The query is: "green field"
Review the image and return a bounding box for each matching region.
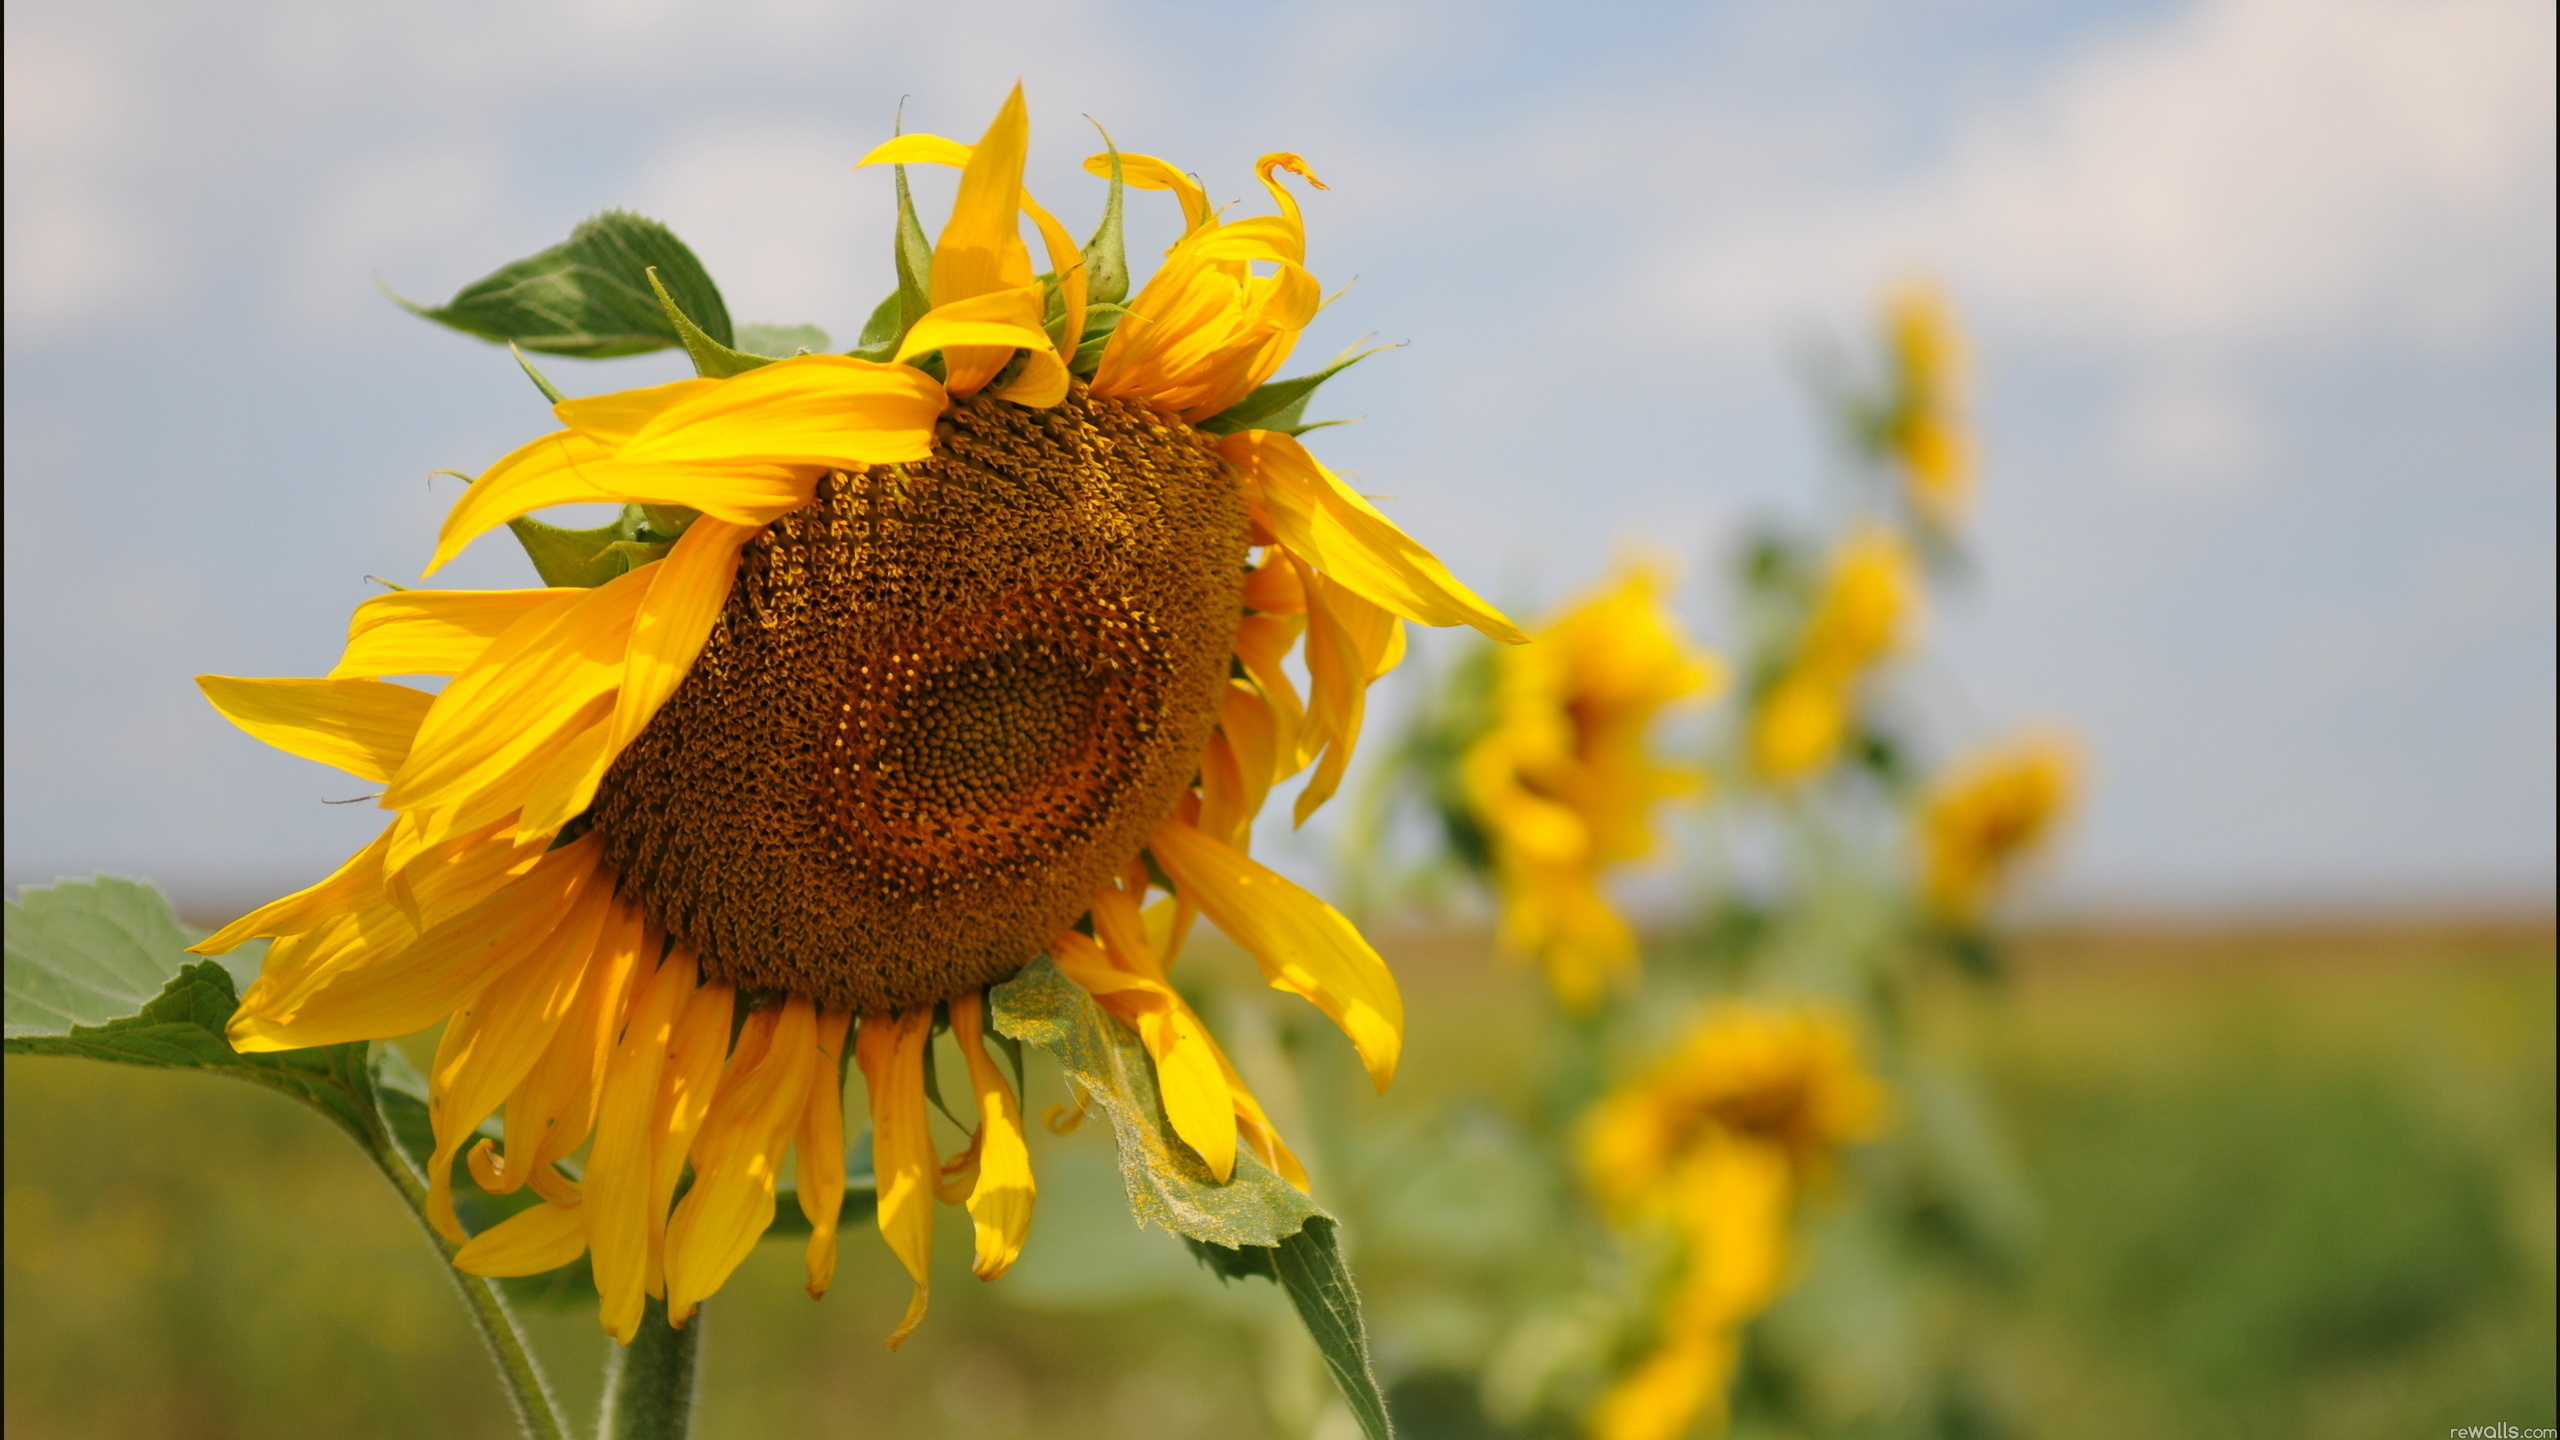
[6,919,2551,1439]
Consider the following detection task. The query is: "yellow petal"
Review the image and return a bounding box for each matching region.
[856,133,973,169]
[1081,151,1213,235]
[615,355,946,470]
[587,942,695,1343]
[553,378,721,445]
[196,676,434,784]
[644,970,736,1299]
[331,589,577,679]
[498,896,648,1180]
[858,133,1086,371]
[191,824,393,954]
[1050,930,1238,1181]
[948,992,1035,1279]
[856,1005,938,1348]
[453,1196,589,1278]
[930,84,1034,396]
[796,1008,854,1299]
[420,852,617,1239]
[384,564,653,815]
[603,518,753,758]
[664,997,818,1322]
[424,426,810,576]
[892,285,1065,406]
[1146,820,1403,1092]
[1222,430,1524,643]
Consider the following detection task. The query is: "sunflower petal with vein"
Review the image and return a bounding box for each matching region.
[192,85,1520,1347]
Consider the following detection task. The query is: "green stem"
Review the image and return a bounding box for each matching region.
[599,1296,702,1440]
[359,1128,570,1440]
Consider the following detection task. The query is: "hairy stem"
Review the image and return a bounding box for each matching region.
[359,1121,570,1440]
[599,1296,702,1440]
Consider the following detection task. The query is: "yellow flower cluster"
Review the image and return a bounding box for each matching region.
[1881,281,1973,531]
[1579,1005,1886,1440]
[1918,735,2081,929]
[1462,568,1721,1009]
[1748,526,1918,786]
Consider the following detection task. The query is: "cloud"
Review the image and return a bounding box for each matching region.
[2,29,158,333]
[1654,0,2557,358]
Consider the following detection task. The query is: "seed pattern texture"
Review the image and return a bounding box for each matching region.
[593,387,1248,1012]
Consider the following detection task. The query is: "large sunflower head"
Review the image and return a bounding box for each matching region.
[190,86,1520,1346]
[1916,732,2080,929]
[1462,565,1721,1008]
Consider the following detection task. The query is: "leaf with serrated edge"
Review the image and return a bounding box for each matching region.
[394,210,733,358]
[1271,1218,1394,1439]
[990,957,1322,1248]
[6,876,196,1035]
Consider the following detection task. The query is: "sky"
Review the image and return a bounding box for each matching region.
[5,0,2553,915]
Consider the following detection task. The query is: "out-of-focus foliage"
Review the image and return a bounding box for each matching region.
[7,924,2551,1438]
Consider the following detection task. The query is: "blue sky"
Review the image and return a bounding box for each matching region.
[6,0,2552,913]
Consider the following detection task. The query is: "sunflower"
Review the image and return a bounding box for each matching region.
[1461,566,1719,1009]
[189,86,1521,1348]
[1877,281,1972,532]
[1747,525,1916,787]
[1579,1004,1885,1440]
[1917,734,2078,930]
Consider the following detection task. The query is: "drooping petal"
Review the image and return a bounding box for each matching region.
[1050,929,1238,1180]
[1081,151,1214,235]
[496,894,649,1182]
[797,1008,854,1299]
[453,1194,590,1278]
[331,589,577,679]
[856,1005,938,1348]
[1148,819,1402,1091]
[665,996,819,1323]
[196,676,434,783]
[947,992,1034,1279]
[644,971,736,1299]
[419,852,617,1239]
[1223,430,1525,643]
[588,942,694,1342]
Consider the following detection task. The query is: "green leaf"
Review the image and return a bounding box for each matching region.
[8,876,206,1035]
[892,163,934,346]
[1271,1219,1394,1440]
[992,958,1392,1434]
[735,323,830,358]
[850,289,906,363]
[644,268,771,379]
[507,506,675,588]
[6,880,383,1144]
[1196,342,1393,436]
[1081,127,1131,308]
[989,957,1321,1248]
[394,210,734,358]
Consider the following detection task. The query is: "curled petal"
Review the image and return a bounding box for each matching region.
[1146,820,1402,1092]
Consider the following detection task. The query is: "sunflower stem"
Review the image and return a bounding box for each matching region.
[358,1120,572,1440]
[599,1297,702,1440]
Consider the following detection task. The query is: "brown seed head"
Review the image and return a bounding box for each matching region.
[592,386,1248,1011]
